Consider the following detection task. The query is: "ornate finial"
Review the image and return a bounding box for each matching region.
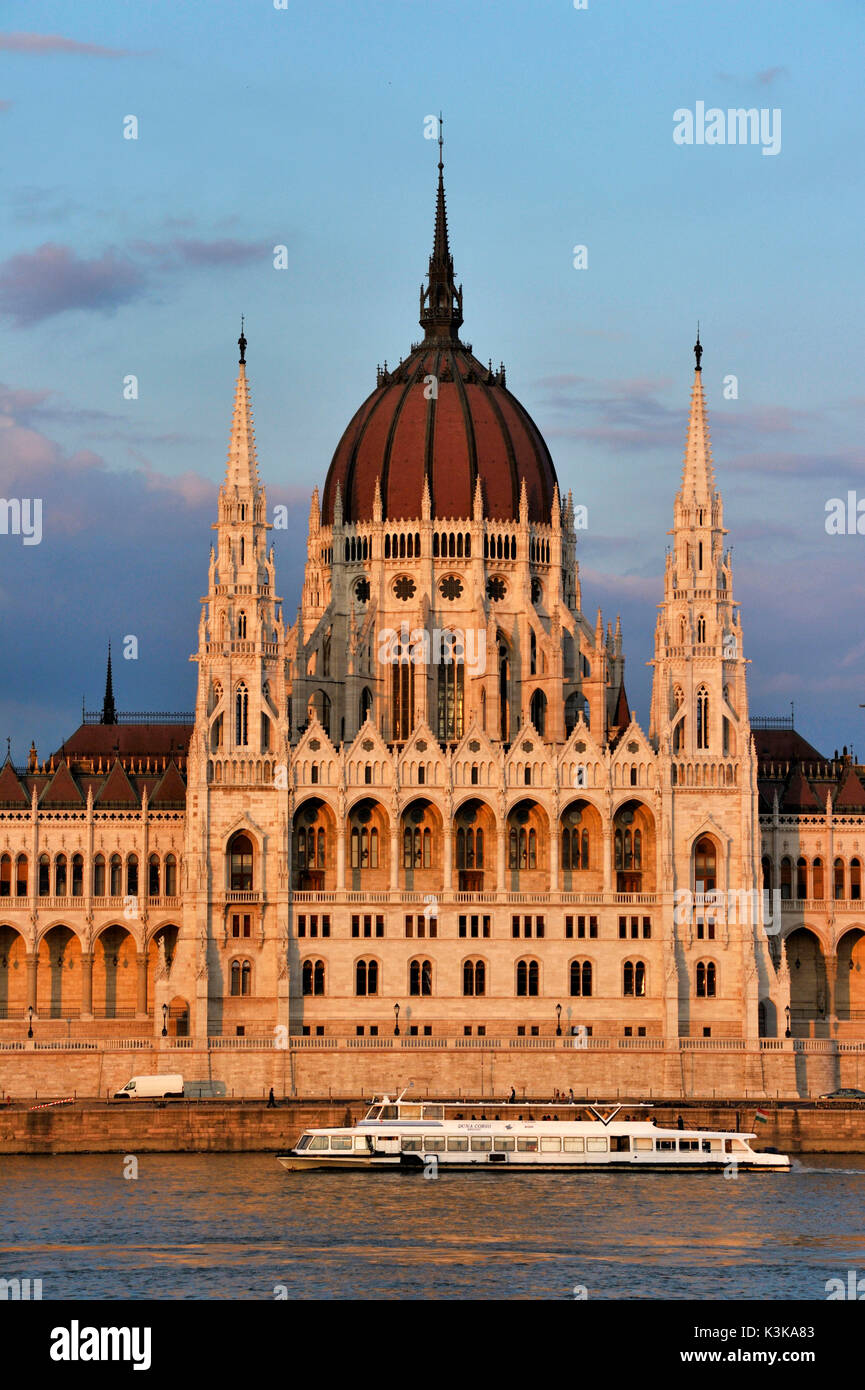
[694,322,702,372]
[238,315,247,365]
[438,111,443,169]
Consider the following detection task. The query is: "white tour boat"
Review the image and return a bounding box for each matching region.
[276,1089,789,1172]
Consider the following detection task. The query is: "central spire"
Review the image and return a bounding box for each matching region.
[419,115,464,343]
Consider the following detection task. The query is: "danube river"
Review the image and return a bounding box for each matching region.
[2,1153,864,1300]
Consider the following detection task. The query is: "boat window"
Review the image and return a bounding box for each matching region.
[541,1137,562,1152]
[400,1104,422,1119]
[296,1135,312,1150]
[634,1138,653,1152]
[586,1138,608,1153]
[308,1136,330,1151]
[731,1139,749,1152]
[380,1105,399,1119]
[367,1107,382,1120]
[701,1140,712,1153]
[331,1136,352,1151]
[610,1136,630,1152]
[656,1139,675,1151]
[423,1105,444,1119]
[402,1137,423,1152]
[447,1137,468,1152]
[563,1137,584,1153]
[494,1137,515,1152]
[470,1137,492,1152]
[517,1137,539,1153]
[425,1137,446,1152]
[353,1136,369,1150]
[679,1139,699,1152]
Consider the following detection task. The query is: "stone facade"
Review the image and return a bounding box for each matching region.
[1,160,863,1079]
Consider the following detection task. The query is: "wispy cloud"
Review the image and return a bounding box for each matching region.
[0,32,137,57]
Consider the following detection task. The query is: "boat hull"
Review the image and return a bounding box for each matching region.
[276,1152,790,1173]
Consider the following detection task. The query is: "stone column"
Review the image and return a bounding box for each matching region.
[443,824,453,895]
[25,952,37,1016]
[549,825,559,894]
[389,829,399,891]
[497,824,506,893]
[602,826,612,893]
[80,952,93,1020]
[136,952,148,1018]
[336,825,346,891]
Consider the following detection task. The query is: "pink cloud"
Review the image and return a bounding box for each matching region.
[0,243,146,325]
[0,32,135,57]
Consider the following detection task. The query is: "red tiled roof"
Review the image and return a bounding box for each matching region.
[781,768,823,812]
[322,343,558,525]
[94,759,139,807]
[834,767,865,810]
[54,723,193,760]
[40,761,84,807]
[150,760,187,806]
[752,728,825,762]
[0,760,29,806]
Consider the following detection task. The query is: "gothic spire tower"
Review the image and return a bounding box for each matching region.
[650,334,748,757]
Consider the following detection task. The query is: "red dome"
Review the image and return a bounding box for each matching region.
[322,342,558,526]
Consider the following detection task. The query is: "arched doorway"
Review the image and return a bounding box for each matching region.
[36,925,82,1019]
[836,929,865,1022]
[453,797,497,891]
[785,927,827,1035]
[400,798,442,892]
[613,800,656,893]
[0,925,27,1018]
[506,799,548,891]
[559,799,603,891]
[167,994,190,1037]
[293,797,336,891]
[93,925,137,1019]
[347,798,389,891]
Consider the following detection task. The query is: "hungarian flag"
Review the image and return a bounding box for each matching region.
[754,1110,769,1124]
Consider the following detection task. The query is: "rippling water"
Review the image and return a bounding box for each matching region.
[1,1154,864,1300]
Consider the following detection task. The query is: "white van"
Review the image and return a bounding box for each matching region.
[113,1074,184,1100]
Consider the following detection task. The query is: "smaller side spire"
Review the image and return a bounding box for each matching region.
[102,642,117,725]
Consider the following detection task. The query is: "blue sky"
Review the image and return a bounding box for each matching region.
[0,0,863,760]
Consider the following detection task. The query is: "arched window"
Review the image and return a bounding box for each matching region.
[392,658,415,742]
[149,854,161,898]
[165,854,177,896]
[15,854,27,897]
[516,959,539,996]
[109,854,122,896]
[0,854,9,897]
[796,857,807,900]
[781,856,793,900]
[530,689,546,736]
[92,854,105,896]
[498,640,510,741]
[55,853,67,896]
[633,828,642,870]
[623,960,646,997]
[360,687,373,726]
[237,611,247,639]
[72,853,83,897]
[302,960,325,996]
[834,857,845,900]
[355,959,378,996]
[569,960,592,997]
[697,614,706,643]
[694,837,716,893]
[228,833,253,891]
[812,857,824,899]
[696,961,717,998]
[761,856,772,892]
[463,959,485,996]
[410,959,433,996]
[437,642,464,742]
[852,858,862,901]
[38,853,50,896]
[230,959,252,997]
[235,682,249,745]
[126,854,138,896]
[322,635,331,678]
[530,631,537,676]
[696,686,709,749]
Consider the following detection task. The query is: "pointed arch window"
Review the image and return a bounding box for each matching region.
[437,637,464,742]
[109,854,122,896]
[697,614,706,643]
[165,854,177,896]
[812,857,824,899]
[463,959,485,996]
[410,959,433,996]
[696,686,709,750]
[355,959,378,996]
[237,611,247,639]
[228,833,253,891]
[302,959,326,996]
[236,682,249,745]
[93,854,105,897]
[516,958,540,996]
[623,959,646,997]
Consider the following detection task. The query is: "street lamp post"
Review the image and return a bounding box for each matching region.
[785,1004,791,1039]
[27,1005,33,1040]
[555,1002,562,1037]
[162,1003,168,1038]
[393,1002,400,1037]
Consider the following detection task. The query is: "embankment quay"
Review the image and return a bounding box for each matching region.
[3,1033,865,1103]
[1,1097,865,1155]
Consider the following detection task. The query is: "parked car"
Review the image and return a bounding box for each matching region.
[818,1088,865,1100]
[113,1074,184,1100]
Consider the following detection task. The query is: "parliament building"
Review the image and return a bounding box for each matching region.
[2,148,864,1066]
